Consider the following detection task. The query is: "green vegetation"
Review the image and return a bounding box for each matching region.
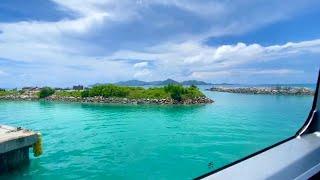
[0,84,206,102]
[39,87,55,98]
[81,90,89,98]
[51,84,204,101]
[87,84,131,98]
[0,89,19,96]
[55,90,82,98]
[62,84,205,101]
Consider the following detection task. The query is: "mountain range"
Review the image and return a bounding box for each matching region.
[115,79,213,86]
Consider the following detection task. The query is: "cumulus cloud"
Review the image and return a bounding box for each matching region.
[190,69,303,79]
[133,61,149,68]
[101,38,320,83]
[109,39,320,71]
[133,69,151,80]
[134,68,152,78]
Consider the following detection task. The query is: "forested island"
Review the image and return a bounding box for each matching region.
[0,84,213,105]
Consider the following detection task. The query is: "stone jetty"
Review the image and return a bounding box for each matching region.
[44,95,213,105]
[0,92,213,105]
[207,86,314,96]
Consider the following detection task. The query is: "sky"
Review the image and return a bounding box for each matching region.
[0,0,319,88]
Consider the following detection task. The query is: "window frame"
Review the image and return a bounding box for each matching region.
[195,70,320,179]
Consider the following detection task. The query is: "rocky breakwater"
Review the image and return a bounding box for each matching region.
[0,94,38,101]
[45,95,214,105]
[207,86,314,96]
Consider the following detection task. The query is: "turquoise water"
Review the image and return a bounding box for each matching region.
[0,91,314,179]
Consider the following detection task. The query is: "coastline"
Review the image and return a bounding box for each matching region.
[0,84,214,105]
[0,95,214,105]
[207,86,314,96]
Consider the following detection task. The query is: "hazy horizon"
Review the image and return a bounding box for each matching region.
[1,78,317,89]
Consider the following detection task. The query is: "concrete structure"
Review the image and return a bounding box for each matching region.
[22,87,39,91]
[0,125,39,172]
[73,85,84,90]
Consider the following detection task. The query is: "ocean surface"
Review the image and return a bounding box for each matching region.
[0,86,315,179]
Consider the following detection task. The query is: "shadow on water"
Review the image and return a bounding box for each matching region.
[0,156,48,179]
[0,159,30,178]
[37,100,207,111]
[34,100,210,126]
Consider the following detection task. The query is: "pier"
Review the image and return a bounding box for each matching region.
[0,125,41,172]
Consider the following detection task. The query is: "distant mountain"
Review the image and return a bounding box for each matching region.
[89,83,106,87]
[115,79,212,86]
[116,80,149,86]
[181,80,212,85]
[154,79,180,85]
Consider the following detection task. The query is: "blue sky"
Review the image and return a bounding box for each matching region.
[0,0,319,87]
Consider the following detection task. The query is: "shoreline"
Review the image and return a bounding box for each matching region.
[207,86,314,96]
[0,84,213,105]
[0,95,214,105]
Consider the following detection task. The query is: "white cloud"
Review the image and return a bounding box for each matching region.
[101,38,320,83]
[252,69,304,75]
[52,0,145,22]
[190,71,232,79]
[133,61,149,68]
[0,6,108,36]
[133,68,152,78]
[109,39,320,70]
[190,69,303,79]
[0,2,108,66]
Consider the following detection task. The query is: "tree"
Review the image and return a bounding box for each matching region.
[39,87,55,98]
[164,84,185,101]
[81,90,89,97]
[190,84,197,89]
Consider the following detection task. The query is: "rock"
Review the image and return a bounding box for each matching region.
[0,92,214,105]
[207,86,314,96]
